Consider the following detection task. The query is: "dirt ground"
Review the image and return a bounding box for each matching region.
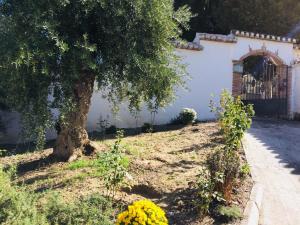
[0,122,252,225]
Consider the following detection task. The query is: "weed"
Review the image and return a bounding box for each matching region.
[44,193,114,225]
[216,205,243,221]
[240,163,251,179]
[97,130,130,199]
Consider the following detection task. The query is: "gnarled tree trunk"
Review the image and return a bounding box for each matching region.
[53,73,98,161]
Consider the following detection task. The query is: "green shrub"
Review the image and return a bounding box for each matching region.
[196,90,254,215]
[171,108,197,125]
[196,168,225,216]
[216,205,243,221]
[0,167,115,225]
[0,167,48,225]
[210,90,254,150]
[240,163,251,179]
[207,149,240,202]
[141,123,153,133]
[44,193,114,225]
[97,130,129,198]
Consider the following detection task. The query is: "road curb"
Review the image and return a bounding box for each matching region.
[241,182,264,225]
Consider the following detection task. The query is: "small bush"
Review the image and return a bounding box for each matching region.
[97,130,129,198]
[210,90,254,150]
[207,149,240,202]
[171,108,197,125]
[196,168,225,216]
[0,167,48,225]
[141,123,153,133]
[240,163,251,179]
[216,205,242,221]
[0,167,115,225]
[116,200,168,225]
[44,193,114,225]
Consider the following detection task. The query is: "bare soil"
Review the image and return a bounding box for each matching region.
[0,122,252,225]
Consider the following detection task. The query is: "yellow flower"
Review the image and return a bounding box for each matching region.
[116,199,168,225]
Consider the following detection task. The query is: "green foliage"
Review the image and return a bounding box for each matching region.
[97,130,129,198]
[141,123,154,133]
[196,90,254,215]
[174,0,300,40]
[0,167,48,225]
[211,90,254,151]
[216,205,243,221]
[0,0,191,148]
[207,149,240,201]
[44,193,114,225]
[171,108,197,125]
[196,168,225,216]
[68,159,95,170]
[0,167,114,225]
[179,108,197,125]
[240,163,251,179]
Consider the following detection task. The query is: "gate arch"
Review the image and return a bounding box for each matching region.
[233,49,289,117]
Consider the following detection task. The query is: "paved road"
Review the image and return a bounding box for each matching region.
[243,119,300,225]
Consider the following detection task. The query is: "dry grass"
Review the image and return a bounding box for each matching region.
[0,122,252,225]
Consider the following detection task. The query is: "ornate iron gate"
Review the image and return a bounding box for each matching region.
[241,61,289,117]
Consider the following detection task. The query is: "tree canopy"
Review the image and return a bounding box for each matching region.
[174,0,300,41]
[0,0,191,160]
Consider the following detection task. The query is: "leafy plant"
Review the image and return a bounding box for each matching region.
[44,193,114,225]
[97,130,129,199]
[240,163,251,179]
[196,168,225,216]
[207,149,240,202]
[0,167,48,225]
[171,108,197,125]
[216,205,243,221]
[210,90,254,151]
[0,166,115,225]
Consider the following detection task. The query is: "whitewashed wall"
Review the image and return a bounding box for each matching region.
[87,42,234,131]
[292,63,300,115]
[2,33,300,144]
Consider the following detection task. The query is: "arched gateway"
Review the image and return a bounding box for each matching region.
[233,49,290,117]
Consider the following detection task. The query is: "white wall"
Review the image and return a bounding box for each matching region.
[292,63,300,115]
[1,33,300,144]
[87,42,234,130]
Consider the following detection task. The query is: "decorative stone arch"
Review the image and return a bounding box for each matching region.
[238,49,286,66]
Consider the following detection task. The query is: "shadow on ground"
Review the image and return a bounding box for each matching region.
[248,118,300,175]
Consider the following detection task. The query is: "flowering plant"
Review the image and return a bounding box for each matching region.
[116,199,168,225]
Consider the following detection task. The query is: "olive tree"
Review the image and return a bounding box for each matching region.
[0,0,191,161]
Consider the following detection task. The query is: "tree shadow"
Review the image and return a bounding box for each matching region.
[16,154,59,175]
[0,139,56,157]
